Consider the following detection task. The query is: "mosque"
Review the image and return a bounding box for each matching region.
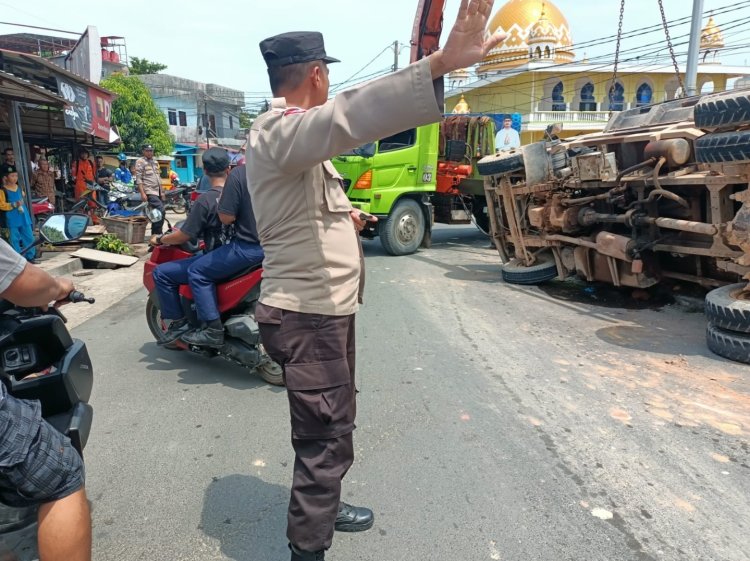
[446,0,748,143]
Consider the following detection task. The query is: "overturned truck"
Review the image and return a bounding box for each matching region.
[478,90,750,364]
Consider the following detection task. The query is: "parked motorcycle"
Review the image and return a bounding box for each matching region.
[31,197,55,229]
[106,181,147,217]
[143,237,283,386]
[0,214,95,561]
[163,187,188,215]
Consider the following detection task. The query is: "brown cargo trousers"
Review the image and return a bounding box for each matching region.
[256,302,357,552]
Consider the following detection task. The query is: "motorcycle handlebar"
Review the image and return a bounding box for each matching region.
[67,291,95,304]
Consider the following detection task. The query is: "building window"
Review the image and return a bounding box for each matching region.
[535,46,542,59]
[552,81,566,111]
[174,156,187,169]
[229,116,234,130]
[167,108,177,126]
[178,111,187,126]
[636,83,653,106]
[544,46,551,59]
[608,82,625,111]
[579,82,597,111]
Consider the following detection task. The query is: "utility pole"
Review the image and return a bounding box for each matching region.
[392,40,399,73]
[685,0,705,96]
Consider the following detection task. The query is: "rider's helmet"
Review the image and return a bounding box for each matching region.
[146,206,163,224]
[117,153,127,162]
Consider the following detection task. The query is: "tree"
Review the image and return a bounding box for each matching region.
[239,111,257,129]
[101,74,174,156]
[129,57,167,75]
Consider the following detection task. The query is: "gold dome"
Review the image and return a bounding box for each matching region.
[701,16,724,49]
[478,0,574,72]
[452,95,471,114]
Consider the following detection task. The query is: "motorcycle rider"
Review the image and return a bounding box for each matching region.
[114,154,132,184]
[149,148,230,345]
[0,237,91,561]
[177,163,265,347]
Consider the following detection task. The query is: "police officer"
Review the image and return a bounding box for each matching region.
[135,143,165,235]
[250,3,505,559]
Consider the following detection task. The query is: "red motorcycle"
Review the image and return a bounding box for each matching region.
[143,244,283,386]
[32,197,55,228]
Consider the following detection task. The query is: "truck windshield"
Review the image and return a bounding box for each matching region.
[340,142,377,157]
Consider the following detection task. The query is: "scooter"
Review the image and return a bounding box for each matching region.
[0,214,95,561]
[106,181,147,217]
[31,197,55,229]
[142,235,283,386]
[163,187,188,215]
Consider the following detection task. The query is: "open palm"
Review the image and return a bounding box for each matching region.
[442,0,506,71]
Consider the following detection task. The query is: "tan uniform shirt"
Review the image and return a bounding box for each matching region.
[135,157,161,196]
[248,58,442,316]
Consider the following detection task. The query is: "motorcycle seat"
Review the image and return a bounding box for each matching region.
[224,263,262,283]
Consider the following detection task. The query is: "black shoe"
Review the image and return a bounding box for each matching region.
[158,319,191,345]
[181,326,224,347]
[334,502,374,532]
[289,544,325,561]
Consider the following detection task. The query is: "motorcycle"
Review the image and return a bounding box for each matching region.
[31,197,55,229]
[163,187,188,215]
[106,181,147,217]
[142,233,283,386]
[0,214,95,561]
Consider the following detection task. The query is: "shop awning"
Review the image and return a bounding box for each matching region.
[0,70,66,105]
[0,49,116,143]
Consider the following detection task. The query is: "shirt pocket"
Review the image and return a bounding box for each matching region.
[321,160,351,213]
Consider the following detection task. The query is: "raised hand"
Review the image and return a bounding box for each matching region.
[430,0,507,78]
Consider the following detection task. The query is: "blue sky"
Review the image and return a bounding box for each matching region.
[1,0,748,111]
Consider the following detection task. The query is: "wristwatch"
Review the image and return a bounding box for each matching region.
[156,234,165,245]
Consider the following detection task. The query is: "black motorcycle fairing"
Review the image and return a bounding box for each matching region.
[0,314,73,380]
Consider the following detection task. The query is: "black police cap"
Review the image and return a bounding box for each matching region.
[142,144,154,151]
[202,147,230,173]
[1,164,16,175]
[260,31,340,68]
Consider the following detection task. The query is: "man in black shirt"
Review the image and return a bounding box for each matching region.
[181,164,264,346]
[150,148,229,345]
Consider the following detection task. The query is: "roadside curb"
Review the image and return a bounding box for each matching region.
[37,254,83,277]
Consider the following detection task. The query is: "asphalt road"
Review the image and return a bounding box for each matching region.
[77,225,749,561]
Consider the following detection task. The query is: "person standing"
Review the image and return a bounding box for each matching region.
[495,116,521,151]
[135,144,165,235]
[0,148,15,183]
[71,149,95,202]
[249,3,505,559]
[0,166,35,260]
[31,158,56,207]
[114,154,133,184]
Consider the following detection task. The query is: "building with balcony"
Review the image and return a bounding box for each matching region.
[445,0,749,144]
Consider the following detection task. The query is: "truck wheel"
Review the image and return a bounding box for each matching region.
[380,199,424,256]
[705,283,750,333]
[477,151,524,176]
[706,322,750,364]
[695,130,750,164]
[694,90,750,131]
[501,258,558,285]
[146,293,179,350]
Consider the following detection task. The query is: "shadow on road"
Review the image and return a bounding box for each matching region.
[137,342,283,392]
[200,473,289,560]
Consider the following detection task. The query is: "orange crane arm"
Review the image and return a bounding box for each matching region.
[410,0,445,63]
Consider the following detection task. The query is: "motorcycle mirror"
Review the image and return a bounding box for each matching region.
[39,214,89,244]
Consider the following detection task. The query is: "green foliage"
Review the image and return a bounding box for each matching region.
[239,111,256,129]
[129,57,167,75]
[96,233,132,255]
[41,224,65,243]
[101,74,174,156]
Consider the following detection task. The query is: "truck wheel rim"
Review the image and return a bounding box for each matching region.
[397,213,417,243]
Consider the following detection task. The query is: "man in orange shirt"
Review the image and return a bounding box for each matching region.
[71,149,95,202]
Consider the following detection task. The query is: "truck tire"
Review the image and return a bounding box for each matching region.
[706,322,750,364]
[695,130,750,164]
[379,199,424,256]
[705,283,750,333]
[694,90,750,131]
[477,151,524,176]
[501,258,558,285]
